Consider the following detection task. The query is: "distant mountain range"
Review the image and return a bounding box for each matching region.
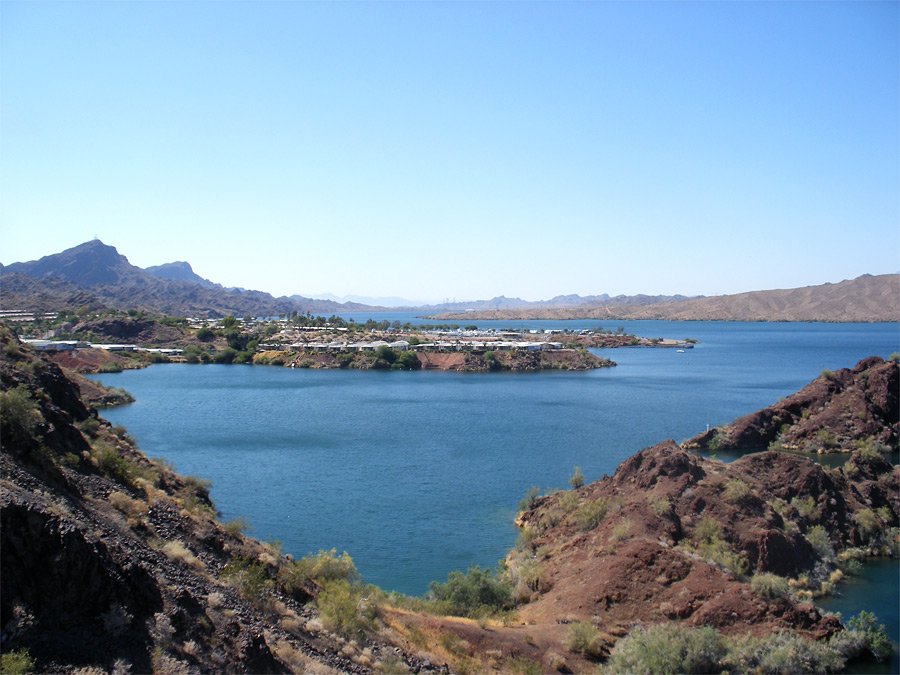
[0,240,376,317]
[429,274,900,323]
[2,240,895,322]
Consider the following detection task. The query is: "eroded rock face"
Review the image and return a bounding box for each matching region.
[685,356,899,452]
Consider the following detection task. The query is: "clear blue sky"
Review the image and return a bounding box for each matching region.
[2,1,897,303]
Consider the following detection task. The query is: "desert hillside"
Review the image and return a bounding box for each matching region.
[430,274,899,323]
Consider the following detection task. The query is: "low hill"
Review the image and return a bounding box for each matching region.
[685,356,899,453]
[428,274,900,323]
[1,240,375,318]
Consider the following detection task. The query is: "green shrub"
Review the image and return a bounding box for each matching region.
[374,345,397,364]
[283,549,358,590]
[603,623,726,673]
[213,347,237,364]
[791,495,818,520]
[693,515,722,544]
[805,525,834,560]
[651,497,672,516]
[726,630,845,673]
[845,611,892,661]
[574,497,609,532]
[222,556,273,600]
[724,478,750,503]
[0,648,35,675]
[396,351,420,370]
[855,509,881,538]
[224,517,250,536]
[0,385,41,446]
[565,621,605,659]
[750,573,790,600]
[517,486,540,512]
[317,579,377,639]
[99,362,123,373]
[93,441,134,485]
[427,565,515,617]
[855,437,891,457]
[559,490,579,513]
[569,466,584,489]
[815,429,838,450]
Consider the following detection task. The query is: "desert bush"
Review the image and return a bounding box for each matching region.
[651,497,672,516]
[558,490,579,513]
[727,630,846,673]
[0,385,41,446]
[724,478,750,503]
[224,517,249,536]
[845,611,892,661]
[574,497,609,532]
[0,649,35,675]
[791,495,818,520]
[611,518,632,542]
[93,441,136,485]
[76,417,101,437]
[815,429,838,450]
[316,579,377,639]
[427,565,514,617]
[693,515,722,543]
[750,573,791,600]
[805,525,835,560]
[517,486,541,512]
[282,549,359,591]
[690,516,747,577]
[854,437,891,457]
[222,556,273,600]
[565,621,605,659]
[569,466,584,489]
[603,623,726,673]
[855,509,881,538]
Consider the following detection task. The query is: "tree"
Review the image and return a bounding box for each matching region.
[222,315,238,329]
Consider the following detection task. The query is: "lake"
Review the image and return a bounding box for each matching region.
[88,320,899,660]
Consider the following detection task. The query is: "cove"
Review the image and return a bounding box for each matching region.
[88,320,898,621]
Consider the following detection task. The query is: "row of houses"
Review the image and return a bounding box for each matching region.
[263,340,565,354]
[20,339,182,356]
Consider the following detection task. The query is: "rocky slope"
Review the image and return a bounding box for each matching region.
[429,274,900,323]
[685,356,899,453]
[0,328,431,674]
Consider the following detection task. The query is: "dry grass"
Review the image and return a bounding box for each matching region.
[108,490,149,526]
[161,540,205,570]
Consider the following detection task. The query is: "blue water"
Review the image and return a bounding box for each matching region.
[88,321,898,602]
